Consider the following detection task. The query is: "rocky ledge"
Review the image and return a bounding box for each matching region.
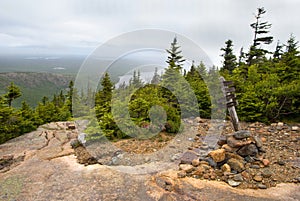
[0,120,299,200]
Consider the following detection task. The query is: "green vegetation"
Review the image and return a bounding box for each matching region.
[0,72,73,107]
[0,7,299,144]
[0,81,73,144]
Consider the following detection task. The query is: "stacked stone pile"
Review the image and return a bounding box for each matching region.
[178,129,281,189]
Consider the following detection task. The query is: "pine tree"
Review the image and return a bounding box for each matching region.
[273,40,283,60]
[238,47,246,64]
[66,80,74,115]
[130,70,143,88]
[247,7,273,65]
[166,37,185,72]
[4,82,21,107]
[151,67,161,84]
[281,34,300,82]
[220,40,237,73]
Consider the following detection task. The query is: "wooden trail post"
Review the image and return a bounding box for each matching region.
[219,77,240,131]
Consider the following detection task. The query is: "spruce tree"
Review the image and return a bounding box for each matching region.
[247,7,273,65]
[4,82,21,107]
[273,40,283,60]
[166,37,185,72]
[220,40,237,73]
[151,67,161,84]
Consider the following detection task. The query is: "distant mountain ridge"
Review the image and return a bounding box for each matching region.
[0,72,74,107]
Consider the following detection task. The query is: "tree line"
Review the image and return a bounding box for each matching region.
[0,81,74,144]
[0,7,299,143]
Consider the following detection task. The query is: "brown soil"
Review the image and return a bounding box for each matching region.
[113,132,175,154]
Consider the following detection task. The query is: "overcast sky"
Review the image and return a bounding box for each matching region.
[0,0,299,66]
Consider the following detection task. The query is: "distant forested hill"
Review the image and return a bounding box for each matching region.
[0,72,74,107]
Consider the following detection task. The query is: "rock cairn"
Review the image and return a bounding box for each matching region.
[178,129,278,189]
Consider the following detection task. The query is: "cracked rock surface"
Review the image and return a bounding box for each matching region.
[0,121,299,201]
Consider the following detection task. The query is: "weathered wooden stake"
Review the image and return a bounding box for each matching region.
[220,77,240,131]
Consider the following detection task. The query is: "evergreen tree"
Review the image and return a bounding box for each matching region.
[95,72,114,107]
[279,35,300,81]
[4,82,21,107]
[273,40,283,60]
[151,67,161,84]
[66,80,74,115]
[166,37,185,72]
[238,47,246,64]
[220,40,237,73]
[18,101,38,133]
[247,7,273,65]
[129,70,143,88]
[94,73,121,139]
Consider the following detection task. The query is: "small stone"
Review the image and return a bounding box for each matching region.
[237,144,258,157]
[227,158,245,173]
[253,175,263,182]
[292,126,299,131]
[180,151,198,164]
[195,117,205,123]
[67,123,76,129]
[294,177,300,183]
[233,130,251,139]
[253,136,263,148]
[193,166,205,176]
[217,136,227,146]
[261,169,272,178]
[177,171,186,178]
[199,160,209,166]
[208,149,226,163]
[179,164,194,173]
[194,136,200,141]
[192,159,200,167]
[155,177,174,191]
[262,159,270,167]
[233,174,244,182]
[199,164,211,171]
[261,137,267,143]
[244,156,255,163]
[228,179,241,187]
[203,173,210,179]
[221,164,231,173]
[257,184,267,189]
[241,171,251,180]
[225,152,244,161]
[278,160,285,166]
[200,145,209,150]
[222,144,237,152]
[277,122,284,127]
[204,157,217,168]
[250,165,260,169]
[227,136,252,148]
